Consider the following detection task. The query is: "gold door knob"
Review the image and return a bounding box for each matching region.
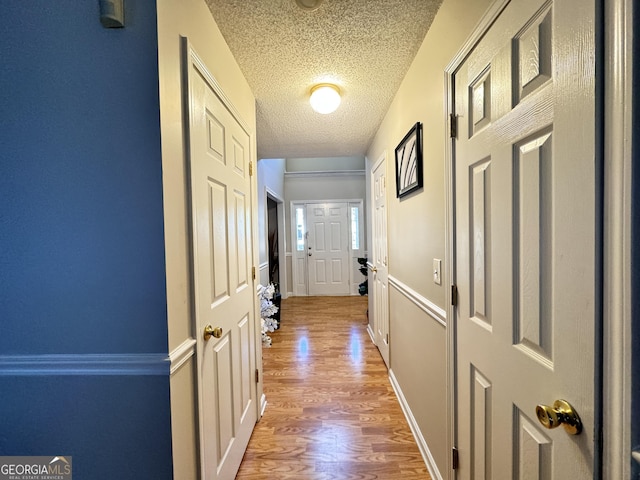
[371,267,377,273]
[204,325,223,341]
[535,399,582,435]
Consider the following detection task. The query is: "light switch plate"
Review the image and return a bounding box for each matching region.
[433,258,442,285]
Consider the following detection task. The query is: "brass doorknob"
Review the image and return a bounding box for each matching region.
[535,399,582,435]
[371,267,377,273]
[204,325,223,341]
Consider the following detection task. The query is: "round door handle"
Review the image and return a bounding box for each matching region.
[308,252,312,256]
[371,267,377,273]
[535,399,582,435]
[204,325,223,341]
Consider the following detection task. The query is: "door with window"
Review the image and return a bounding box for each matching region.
[452,0,597,477]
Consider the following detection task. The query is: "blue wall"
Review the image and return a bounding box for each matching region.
[0,2,172,478]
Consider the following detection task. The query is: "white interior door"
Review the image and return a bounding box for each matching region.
[453,0,597,477]
[371,156,390,368]
[307,203,350,296]
[187,52,257,480]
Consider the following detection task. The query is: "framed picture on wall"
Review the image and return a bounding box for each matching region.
[395,122,423,198]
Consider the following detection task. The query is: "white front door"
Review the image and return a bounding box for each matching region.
[453,0,597,477]
[307,203,350,296]
[371,156,390,368]
[187,52,257,479]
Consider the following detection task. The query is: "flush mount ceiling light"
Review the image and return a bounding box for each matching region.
[309,84,341,114]
[295,0,324,11]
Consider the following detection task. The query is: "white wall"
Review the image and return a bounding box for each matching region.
[156,1,257,477]
[286,156,365,171]
[284,174,366,231]
[365,0,492,476]
[257,158,286,286]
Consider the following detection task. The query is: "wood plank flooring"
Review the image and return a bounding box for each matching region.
[236,296,431,480]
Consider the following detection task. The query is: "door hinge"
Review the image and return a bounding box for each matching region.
[451,284,458,306]
[252,266,256,280]
[255,369,259,383]
[386,333,389,345]
[452,447,459,470]
[249,160,253,176]
[450,113,458,139]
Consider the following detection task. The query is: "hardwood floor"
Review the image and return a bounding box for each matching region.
[236,296,431,479]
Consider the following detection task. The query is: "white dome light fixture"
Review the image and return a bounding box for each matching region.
[309,84,341,114]
[295,0,324,11]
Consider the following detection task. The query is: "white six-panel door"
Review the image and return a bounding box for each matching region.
[371,156,390,368]
[307,203,350,296]
[187,50,257,480]
[452,0,597,477]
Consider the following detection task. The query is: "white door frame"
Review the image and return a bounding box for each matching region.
[265,187,287,297]
[444,0,633,478]
[290,199,364,296]
[602,0,633,477]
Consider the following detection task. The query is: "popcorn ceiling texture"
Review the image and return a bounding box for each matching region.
[205,0,443,159]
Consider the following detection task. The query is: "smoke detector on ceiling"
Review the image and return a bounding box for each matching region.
[295,0,324,11]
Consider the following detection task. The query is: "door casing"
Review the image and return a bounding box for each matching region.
[290,199,365,297]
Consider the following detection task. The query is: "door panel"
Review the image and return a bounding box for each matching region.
[307,203,350,295]
[188,56,257,479]
[453,0,596,477]
[372,157,390,368]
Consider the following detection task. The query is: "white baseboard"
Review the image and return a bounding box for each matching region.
[389,369,443,480]
[366,324,376,344]
[260,393,267,417]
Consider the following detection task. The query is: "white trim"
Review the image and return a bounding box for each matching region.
[388,275,447,327]
[366,324,376,344]
[284,170,365,178]
[603,0,633,478]
[444,0,511,73]
[265,187,287,296]
[169,338,197,376]
[0,353,169,376]
[260,394,267,418]
[389,369,442,480]
[259,262,269,273]
[444,66,457,480]
[186,42,251,137]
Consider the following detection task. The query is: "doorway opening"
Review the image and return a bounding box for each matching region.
[267,196,279,286]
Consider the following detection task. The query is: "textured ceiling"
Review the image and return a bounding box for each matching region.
[205,0,443,159]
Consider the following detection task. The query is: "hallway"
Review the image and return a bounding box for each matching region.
[236,296,430,479]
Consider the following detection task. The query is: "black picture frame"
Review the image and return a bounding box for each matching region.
[395,122,423,198]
